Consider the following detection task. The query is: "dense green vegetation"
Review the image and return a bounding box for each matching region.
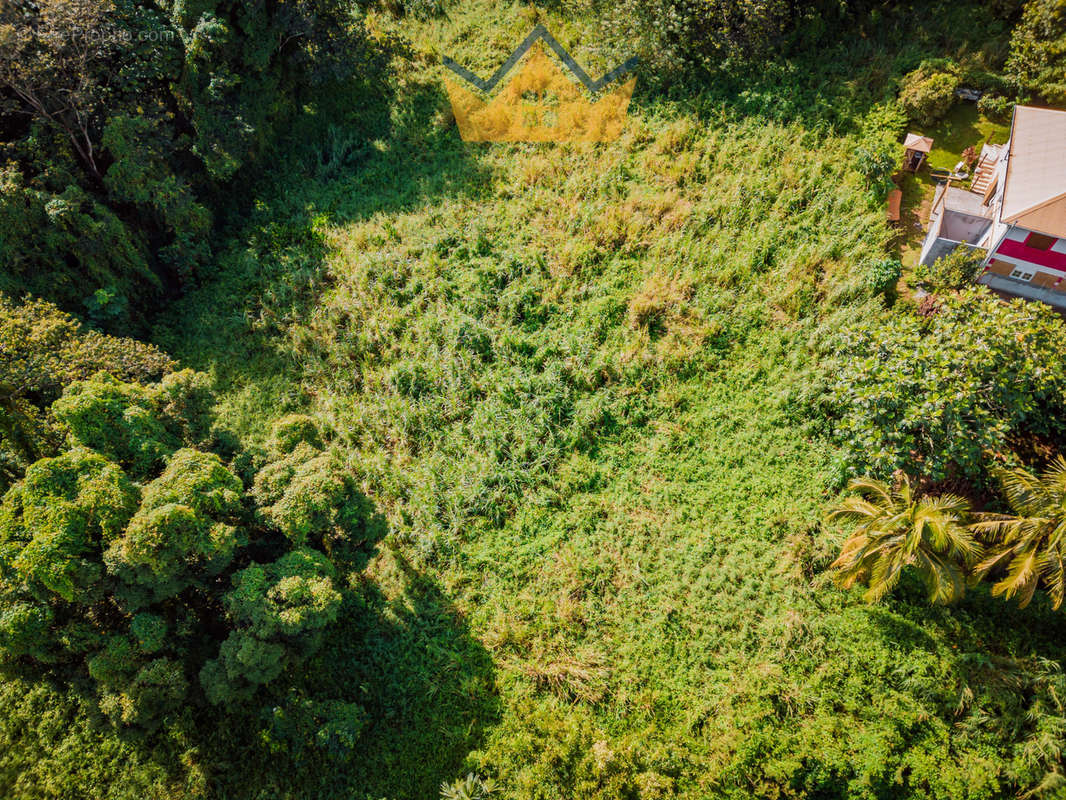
[0,0,387,330]
[5,0,1066,798]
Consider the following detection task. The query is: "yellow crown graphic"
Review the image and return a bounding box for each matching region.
[442,26,637,143]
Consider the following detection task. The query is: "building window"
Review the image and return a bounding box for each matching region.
[1010,268,1035,282]
[1025,232,1057,251]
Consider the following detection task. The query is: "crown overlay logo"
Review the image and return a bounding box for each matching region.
[442,25,638,143]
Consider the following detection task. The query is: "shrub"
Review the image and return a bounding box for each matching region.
[977,93,1015,121]
[587,0,853,78]
[52,374,177,479]
[862,258,902,299]
[898,62,960,125]
[201,548,342,703]
[914,247,986,292]
[253,417,371,560]
[854,103,907,200]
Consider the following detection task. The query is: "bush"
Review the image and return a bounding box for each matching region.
[977,93,1015,121]
[913,247,986,292]
[898,62,960,125]
[253,418,371,561]
[854,104,907,200]
[862,258,902,298]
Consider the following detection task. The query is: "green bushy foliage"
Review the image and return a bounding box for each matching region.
[597,0,790,75]
[105,449,245,602]
[253,416,373,560]
[0,376,368,736]
[202,548,342,703]
[0,295,174,477]
[977,93,1015,121]
[898,61,960,125]
[51,369,229,479]
[0,448,138,604]
[0,162,164,322]
[831,288,1066,481]
[261,692,368,760]
[1006,0,1066,104]
[863,258,903,298]
[583,0,879,80]
[854,104,908,200]
[912,247,986,291]
[53,374,178,478]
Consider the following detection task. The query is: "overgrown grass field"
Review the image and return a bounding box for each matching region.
[139,3,1066,797]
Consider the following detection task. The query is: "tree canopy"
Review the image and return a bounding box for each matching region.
[0,374,372,738]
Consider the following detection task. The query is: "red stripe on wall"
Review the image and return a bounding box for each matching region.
[995,238,1066,272]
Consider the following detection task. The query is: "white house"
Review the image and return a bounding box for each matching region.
[918,105,1066,307]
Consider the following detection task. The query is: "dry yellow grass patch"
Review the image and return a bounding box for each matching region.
[624,271,711,368]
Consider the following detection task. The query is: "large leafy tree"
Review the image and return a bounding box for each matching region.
[827,475,979,604]
[972,456,1066,609]
[0,374,371,736]
[0,295,174,484]
[0,0,386,324]
[1007,0,1066,105]
[831,288,1066,482]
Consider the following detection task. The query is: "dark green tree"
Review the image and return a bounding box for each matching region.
[0,0,387,322]
[0,375,371,736]
[1007,0,1066,105]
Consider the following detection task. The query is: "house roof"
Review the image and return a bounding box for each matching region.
[1001,106,1066,238]
[903,133,933,153]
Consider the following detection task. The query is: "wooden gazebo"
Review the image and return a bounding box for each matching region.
[902,133,934,172]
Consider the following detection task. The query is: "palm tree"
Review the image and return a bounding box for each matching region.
[827,475,978,604]
[971,456,1066,610]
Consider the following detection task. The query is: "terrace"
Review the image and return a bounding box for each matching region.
[895,102,1010,267]
[917,182,994,265]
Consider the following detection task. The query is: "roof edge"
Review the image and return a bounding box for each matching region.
[1002,189,1066,224]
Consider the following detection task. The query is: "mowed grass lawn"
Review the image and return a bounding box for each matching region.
[157,6,1066,797]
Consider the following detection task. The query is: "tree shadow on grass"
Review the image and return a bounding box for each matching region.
[156,503,498,800]
[331,550,500,799]
[307,79,495,226]
[863,576,1066,710]
[154,77,492,422]
[236,547,501,800]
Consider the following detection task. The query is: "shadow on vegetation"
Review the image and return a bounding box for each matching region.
[328,550,501,799]
[866,575,1066,695]
[195,490,500,799]
[218,549,501,800]
[155,76,491,421]
[197,519,496,799]
[628,0,1013,133]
